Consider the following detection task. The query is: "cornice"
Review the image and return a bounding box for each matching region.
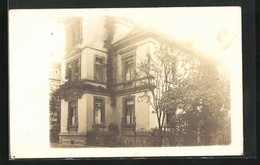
[60,80,109,101]
[114,84,155,97]
[113,28,210,61]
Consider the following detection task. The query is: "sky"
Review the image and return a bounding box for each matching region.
[9,7,241,63]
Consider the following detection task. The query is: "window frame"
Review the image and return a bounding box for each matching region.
[67,100,78,127]
[93,96,105,127]
[125,59,133,81]
[166,112,174,126]
[66,57,81,81]
[122,96,135,126]
[94,56,105,83]
[122,55,134,82]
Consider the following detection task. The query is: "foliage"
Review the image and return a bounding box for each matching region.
[165,54,231,145]
[105,123,128,147]
[87,123,129,147]
[137,42,231,146]
[105,123,120,146]
[60,79,108,93]
[86,128,105,146]
[104,16,116,91]
[136,43,179,146]
[49,88,61,128]
[146,128,162,146]
[103,16,117,106]
[49,88,61,143]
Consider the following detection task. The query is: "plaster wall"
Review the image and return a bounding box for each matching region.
[114,95,123,127]
[135,39,156,73]
[135,93,150,131]
[77,94,87,133]
[81,47,107,81]
[82,17,106,51]
[60,99,68,133]
[115,92,152,131]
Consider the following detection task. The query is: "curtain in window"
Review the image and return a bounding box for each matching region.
[125,60,133,81]
[126,106,133,124]
[125,99,134,124]
[68,100,77,126]
[95,107,102,124]
[95,65,104,82]
[95,99,103,124]
[95,57,104,82]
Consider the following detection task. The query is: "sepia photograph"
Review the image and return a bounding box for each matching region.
[9,7,243,158]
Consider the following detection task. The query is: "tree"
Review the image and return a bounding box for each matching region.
[49,88,61,143]
[166,55,231,145]
[136,43,179,146]
[137,42,231,146]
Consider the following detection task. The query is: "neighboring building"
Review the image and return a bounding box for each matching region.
[49,62,61,91]
[58,16,202,146]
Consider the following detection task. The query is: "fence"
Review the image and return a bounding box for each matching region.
[163,129,231,146]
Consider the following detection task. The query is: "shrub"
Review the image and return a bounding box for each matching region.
[105,123,128,147]
[87,128,104,146]
[146,128,162,147]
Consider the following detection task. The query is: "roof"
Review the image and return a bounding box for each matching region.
[114,28,209,59]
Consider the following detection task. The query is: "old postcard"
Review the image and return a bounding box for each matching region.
[9,7,243,158]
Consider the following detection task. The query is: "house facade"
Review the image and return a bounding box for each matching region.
[58,16,199,146]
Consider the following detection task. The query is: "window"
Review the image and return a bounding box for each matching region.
[95,57,105,83]
[94,97,105,125]
[166,112,174,126]
[124,98,135,125]
[68,100,78,126]
[66,59,80,81]
[123,56,134,81]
